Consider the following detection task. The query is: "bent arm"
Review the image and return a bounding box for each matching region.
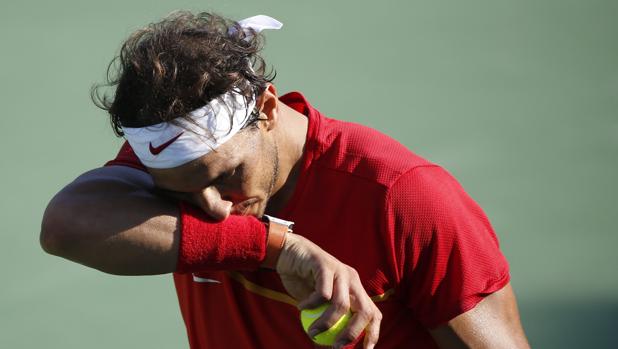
[40,165,180,275]
[429,283,530,349]
[40,165,384,347]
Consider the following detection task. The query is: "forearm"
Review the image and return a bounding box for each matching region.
[41,166,272,275]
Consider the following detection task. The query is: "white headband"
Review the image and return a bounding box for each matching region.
[121,15,283,169]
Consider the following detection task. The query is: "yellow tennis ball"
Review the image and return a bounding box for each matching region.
[300,303,352,346]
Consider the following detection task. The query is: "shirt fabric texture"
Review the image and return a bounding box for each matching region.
[106,91,510,348]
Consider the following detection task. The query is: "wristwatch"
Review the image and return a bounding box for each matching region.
[261,215,294,269]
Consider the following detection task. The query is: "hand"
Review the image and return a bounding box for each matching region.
[277,233,382,349]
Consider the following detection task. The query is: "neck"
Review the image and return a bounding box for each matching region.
[265,102,308,215]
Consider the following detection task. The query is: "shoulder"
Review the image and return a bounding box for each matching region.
[387,165,497,242]
[314,116,433,188]
[389,166,511,327]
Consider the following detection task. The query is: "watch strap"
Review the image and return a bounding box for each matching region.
[261,215,293,269]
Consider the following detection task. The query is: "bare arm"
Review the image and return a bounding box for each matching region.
[40,165,180,275]
[429,283,530,349]
[40,165,382,348]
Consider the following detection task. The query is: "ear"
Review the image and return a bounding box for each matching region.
[255,84,279,131]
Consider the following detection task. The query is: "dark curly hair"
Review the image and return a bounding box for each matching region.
[92,11,276,137]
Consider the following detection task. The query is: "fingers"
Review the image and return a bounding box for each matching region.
[333,276,381,349]
[306,275,350,338]
[303,266,382,349]
[363,309,382,349]
[276,235,382,347]
[333,307,381,349]
[297,268,333,310]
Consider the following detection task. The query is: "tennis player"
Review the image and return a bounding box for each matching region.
[41,11,530,348]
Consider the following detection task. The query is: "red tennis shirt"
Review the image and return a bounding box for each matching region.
[106,92,510,348]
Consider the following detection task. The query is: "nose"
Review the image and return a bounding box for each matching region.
[194,187,233,221]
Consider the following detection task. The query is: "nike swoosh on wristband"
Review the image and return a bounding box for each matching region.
[149,132,184,155]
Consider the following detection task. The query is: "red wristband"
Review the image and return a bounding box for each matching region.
[176,202,268,272]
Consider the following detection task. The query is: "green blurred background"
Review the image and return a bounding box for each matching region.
[1,0,616,347]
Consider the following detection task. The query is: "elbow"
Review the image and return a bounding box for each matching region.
[39,221,64,257]
[40,195,79,257]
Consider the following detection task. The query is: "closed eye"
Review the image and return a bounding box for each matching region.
[211,167,237,186]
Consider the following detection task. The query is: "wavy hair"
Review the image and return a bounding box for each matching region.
[92,11,276,136]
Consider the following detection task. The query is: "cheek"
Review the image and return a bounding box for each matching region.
[235,132,278,195]
[149,168,208,193]
[240,160,275,194]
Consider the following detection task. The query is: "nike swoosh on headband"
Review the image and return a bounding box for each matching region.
[149,132,184,155]
[123,15,282,168]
